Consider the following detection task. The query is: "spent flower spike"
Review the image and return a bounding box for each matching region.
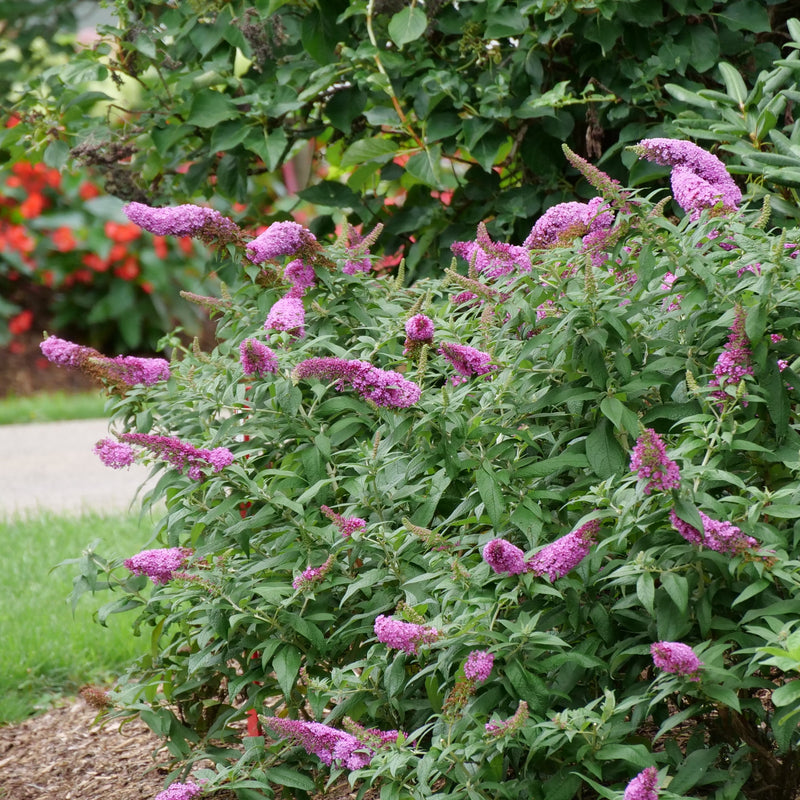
[485,700,529,737]
[630,429,681,494]
[292,555,334,590]
[483,538,528,575]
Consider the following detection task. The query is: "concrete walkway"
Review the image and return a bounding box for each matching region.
[0,419,155,517]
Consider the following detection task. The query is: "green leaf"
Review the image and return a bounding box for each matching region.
[732,579,770,607]
[405,145,443,187]
[701,684,741,712]
[668,746,721,794]
[745,303,767,343]
[600,396,640,438]
[384,653,407,699]
[637,572,655,615]
[273,645,302,699]
[585,419,625,478]
[716,0,770,33]
[210,120,251,152]
[298,180,362,208]
[719,62,748,107]
[388,6,428,47]
[772,679,800,707]
[595,743,652,768]
[476,462,506,527]
[186,90,238,128]
[341,137,399,167]
[515,453,589,478]
[43,139,70,169]
[671,496,704,535]
[661,572,689,615]
[263,766,315,792]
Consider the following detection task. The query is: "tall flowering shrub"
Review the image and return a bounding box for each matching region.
[66,142,800,800]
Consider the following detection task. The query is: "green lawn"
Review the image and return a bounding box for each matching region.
[0,390,107,425]
[0,510,154,724]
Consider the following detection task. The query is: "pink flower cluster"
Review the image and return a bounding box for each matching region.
[484,521,599,580]
[405,314,435,342]
[623,766,659,800]
[284,259,316,289]
[118,432,233,480]
[374,614,440,654]
[463,650,494,683]
[40,336,170,390]
[524,196,613,250]
[265,293,305,337]
[124,547,192,585]
[153,781,203,800]
[292,555,334,590]
[527,519,599,581]
[293,357,421,408]
[321,505,366,537]
[629,429,681,494]
[634,138,741,219]
[669,509,757,554]
[93,438,136,469]
[710,307,753,403]
[451,223,531,279]
[438,343,496,384]
[124,201,241,244]
[246,221,317,263]
[239,338,278,377]
[266,717,374,769]
[651,641,703,681]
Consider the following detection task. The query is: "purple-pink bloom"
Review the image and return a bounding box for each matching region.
[373,614,440,654]
[284,259,316,289]
[630,429,681,494]
[321,505,366,537]
[634,138,741,218]
[153,781,203,800]
[264,293,305,337]
[709,307,753,403]
[463,650,494,683]
[266,717,373,769]
[524,197,613,249]
[526,519,599,581]
[119,432,233,480]
[438,342,496,384]
[293,357,421,408]
[292,555,334,590]
[651,641,703,681]
[405,314,435,342]
[623,766,659,800]
[240,339,278,377]
[123,202,241,244]
[483,538,528,575]
[93,438,136,469]
[451,223,531,279]
[246,221,317,264]
[125,547,192,585]
[669,509,757,554]
[40,335,92,368]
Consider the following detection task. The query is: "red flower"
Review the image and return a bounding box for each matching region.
[19,193,46,219]
[79,182,101,200]
[8,309,33,335]
[114,257,140,280]
[152,235,169,259]
[52,226,77,252]
[104,220,141,244]
[82,252,109,272]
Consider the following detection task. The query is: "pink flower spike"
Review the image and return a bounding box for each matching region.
[650,641,703,681]
[629,429,681,494]
[373,614,440,654]
[246,221,316,263]
[669,509,757,554]
[153,781,203,800]
[265,294,305,337]
[320,505,366,537]
[123,201,241,244]
[94,438,136,469]
[463,650,494,683]
[240,338,279,377]
[125,547,192,585]
[483,538,528,575]
[623,766,659,800]
[438,342,497,384]
[526,519,599,581]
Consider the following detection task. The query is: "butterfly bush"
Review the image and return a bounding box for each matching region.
[153,782,203,800]
[124,201,241,244]
[70,140,800,800]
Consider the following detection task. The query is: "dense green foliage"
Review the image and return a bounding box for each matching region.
[5,0,797,280]
[69,143,800,799]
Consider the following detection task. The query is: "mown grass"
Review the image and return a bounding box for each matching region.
[0,510,153,724]
[0,390,107,425]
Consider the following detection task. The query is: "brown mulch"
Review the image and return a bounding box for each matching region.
[0,698,178,800]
